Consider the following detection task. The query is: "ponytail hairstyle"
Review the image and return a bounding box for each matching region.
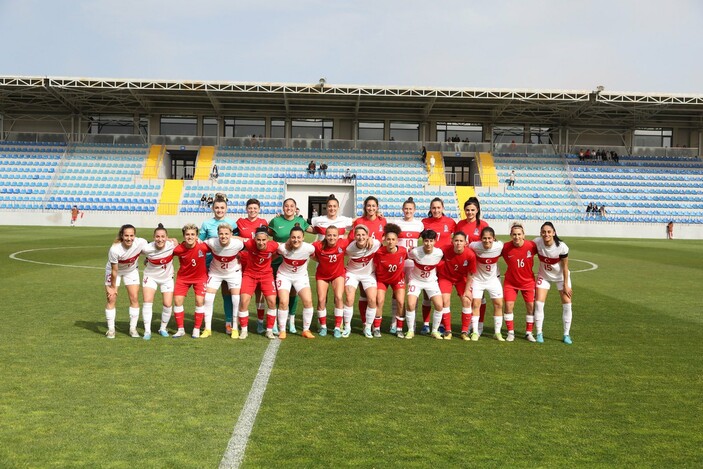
[115,224,136,243]
[464,197,482,229]
[403,196,416,208]
[363,195,380,218]
[541,221,562,246]
[326,193,339,205]
[428,197,444,217]
[154,223,168,235]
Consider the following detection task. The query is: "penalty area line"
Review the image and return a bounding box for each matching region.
[219,339,281,469]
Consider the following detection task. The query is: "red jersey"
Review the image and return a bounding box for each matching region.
[313,238,349,280]
[438,245,477,283]
[456,219,490,243]
[373,245,408,285]
[173,241,210,283]
[237,217,269,267]
[350,216,387,241]
[243,239,278,276]
[421,215,456,249]
[501,240,538,288]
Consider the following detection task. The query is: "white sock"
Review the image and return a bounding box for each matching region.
[494,315,503,335]
[277,309,289,330]
[105,308,116,331]
[391,299,398,328]
[471,315,479,334]
[343,306,353,327]
[231,294,240,324]
[562,303,573,335]
[526,314,534,333]
[161,306,172,330]
[432,310,443,333]
[128,307,140,330]
[365,307,376,327]
[534,301,545,334]
[405,310,416,332]
[302,307,314,331]
[204,292,216,331]
[142,303,153,334]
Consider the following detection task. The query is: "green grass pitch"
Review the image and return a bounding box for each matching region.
[1,226,701,468]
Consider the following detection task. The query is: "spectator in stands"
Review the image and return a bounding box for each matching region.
[421,146,427,163]
[429,154,436,172]
[508,170,516,186]
[612,151,619,163]
[599,205,606,217]
[667,221,674,239]
[586,202,593,217]
[200,193,207,207]
[251,134,258,147]
[206,195,214,208]
[308,160,316,175]
[210,164,219,181]
[320,162,328,176]
[343,168,356,183]
[585,149,592,159]
[578,149,585,161]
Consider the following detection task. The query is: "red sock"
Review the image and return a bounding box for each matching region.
[359,298,368,324]
[506,319,514,332]
[373,316,382,329]
[266,313,276,329]
[397,317,405,330]
[175,312,185,329]
[334,315,343,328]
[442,313,452,332]
[257,308,265,321]
[526,321,534,333]
[319,315,327,327]
[479,302,486,323]
[239,316,249,328]
[461,313,471,333]
[194,312,204,329]
[422,303,431,324]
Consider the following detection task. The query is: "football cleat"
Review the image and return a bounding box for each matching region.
[278,330,287,340]
[333,327,342,339]
[373,328,382,338]
[106,329,116,339]
[172,330,186,338]
[225,324,233,335]
[363,325,373,338]
[431,331,443,340]
[341,325,352,338]
[158,329,169,338]
[438,325,446,334]
[288,321,297,334]
[405,331,415,340]
[302,330,315,339]
[461,332,470,341]
[396,331,405,339]
[563,335,573,345]
[239,330,248,340]
[470,332,480,342]
[143,333,151,341]
[272,323,279,335]
[191,329,200,339]
[129,328,140,338]
[506,331,515,342]
[536,333,544,344]
[257,321,265,334]
[318,326,328,337]
[265,330,276,339]
[389,325,398,335]
[525,332,537,343]
[442,331,452,340]
[200,329,212,339]
[494,332,505,342]
[420,325,430,335]
[230,328,238,339]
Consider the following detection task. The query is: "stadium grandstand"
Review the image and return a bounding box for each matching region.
[1,76,701,238]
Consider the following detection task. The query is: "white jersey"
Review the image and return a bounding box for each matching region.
[345,239,382,276]
[107,237,148,275]
[393,218,424,251]
[206,238,244,275]
[277,242,315,277]
[407,246,444,283]
[470,240,504,282]
[142,240,176,282]
[533,237,569,283]
[311,215,353,241]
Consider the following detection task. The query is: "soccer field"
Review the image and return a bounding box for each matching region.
[1,226,701,468]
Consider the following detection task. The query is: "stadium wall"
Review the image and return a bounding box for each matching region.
[2,210,701,240]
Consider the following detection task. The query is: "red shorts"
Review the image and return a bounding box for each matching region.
[503,283,535,303]
[376,278,405,292]
[241,272,277,296]
[439,277,467,295]
[315,273,345,282]
[174,279,207,297]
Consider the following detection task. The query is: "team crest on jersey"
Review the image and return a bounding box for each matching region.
[444,224,449,232]
[463,260,468,266]
[527,252,532,258]
[338,248,343,254]
[473,228,479,235]
[198,251,205,258]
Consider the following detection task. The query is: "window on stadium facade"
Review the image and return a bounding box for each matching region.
[493,125,524,143]
[633,128,673,147]
[292,119,333,139]
[89,115,134,135]
[271,119,285,139]
[358,122,384,140]
[224,118,266,138]
[389,122,419,141]
[530,127,553,144]
[203,117,218,137]
[160,116,197,136]
[436,122,482,142]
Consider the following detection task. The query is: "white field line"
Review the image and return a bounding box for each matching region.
[569,258,599,273]
[9,246,104,269]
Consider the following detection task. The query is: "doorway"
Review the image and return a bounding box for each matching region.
[308,196,328,220]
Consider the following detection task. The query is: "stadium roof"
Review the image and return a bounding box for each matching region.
[1,76,702,129]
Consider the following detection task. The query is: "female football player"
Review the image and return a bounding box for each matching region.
[141,223,176,339]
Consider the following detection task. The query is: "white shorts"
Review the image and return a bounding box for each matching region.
[105,265,140,287]
[142,275,174,293]
[536,272,571,292]
[471,277,503,299]
[345,271,377,291]
[207,271,243,290]
[277,273,310,293]
[406,278,441,299]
